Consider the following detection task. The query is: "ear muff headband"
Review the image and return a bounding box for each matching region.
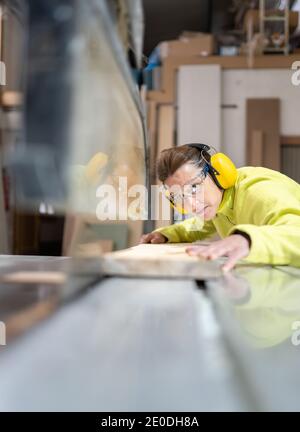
[163,188,189,215]
[186,143,237,189]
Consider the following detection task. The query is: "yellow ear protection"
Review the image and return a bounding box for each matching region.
[187,143,237,189]
[163,144,237,215]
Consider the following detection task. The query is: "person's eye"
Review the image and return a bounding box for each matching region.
[191,184,198,194]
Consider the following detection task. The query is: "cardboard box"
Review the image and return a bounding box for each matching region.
[159,33,215,59]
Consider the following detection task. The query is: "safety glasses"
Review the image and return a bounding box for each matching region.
[162,170,207,209]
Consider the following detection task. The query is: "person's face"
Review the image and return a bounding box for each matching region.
[164,162,223,221]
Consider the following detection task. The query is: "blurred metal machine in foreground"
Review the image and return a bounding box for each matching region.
[0,0,300,413]
[7,0,147,254]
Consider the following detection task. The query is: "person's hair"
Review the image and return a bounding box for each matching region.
[157,144,211,183]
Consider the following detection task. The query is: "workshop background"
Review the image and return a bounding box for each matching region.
[0,0,300,413]
[0,0,299,256]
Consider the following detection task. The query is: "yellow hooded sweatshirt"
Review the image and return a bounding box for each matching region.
[155,167,300,267]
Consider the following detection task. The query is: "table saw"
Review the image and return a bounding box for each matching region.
[2,0,300,412]
[0,244,299,411]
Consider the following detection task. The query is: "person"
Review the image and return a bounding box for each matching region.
[140,143,300,272]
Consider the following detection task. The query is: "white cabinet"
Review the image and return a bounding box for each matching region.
[177,65,221,151]
[223,69,300,166]
[177,66,300,167]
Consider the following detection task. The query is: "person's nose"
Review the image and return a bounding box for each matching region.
[182,195,196,214]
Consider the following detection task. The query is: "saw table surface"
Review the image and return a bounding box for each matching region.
[0,254,299,410]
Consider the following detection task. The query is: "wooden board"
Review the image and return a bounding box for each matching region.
[101,242,223,279]
[155,104,175,229]
[146,100,158,185]
[0,271,66,285]
[246,98,280,170]
[157,104,175,163]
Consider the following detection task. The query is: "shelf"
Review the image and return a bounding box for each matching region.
[262,16,287,21]
[264,47,287,52]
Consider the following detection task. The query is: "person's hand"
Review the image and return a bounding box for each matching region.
[186,234,250,272]
[139,232,168,244]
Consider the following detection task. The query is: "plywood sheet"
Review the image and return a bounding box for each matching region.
[101,242,222,279]
[246,98,280,170]
[155,104,175,229]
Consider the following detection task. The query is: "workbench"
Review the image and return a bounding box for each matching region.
[0,244,299,411]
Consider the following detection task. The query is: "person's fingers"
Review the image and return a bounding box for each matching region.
[140,232,167,244]
[150,234,165,244]
[222,249,244,272]
[196,247,227,260]
[187,236,250,269]
[186,244,218,256]
[139,234,151,243]
[201,244,233,260]
[186,245,208,255]
[187,242,232,260]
